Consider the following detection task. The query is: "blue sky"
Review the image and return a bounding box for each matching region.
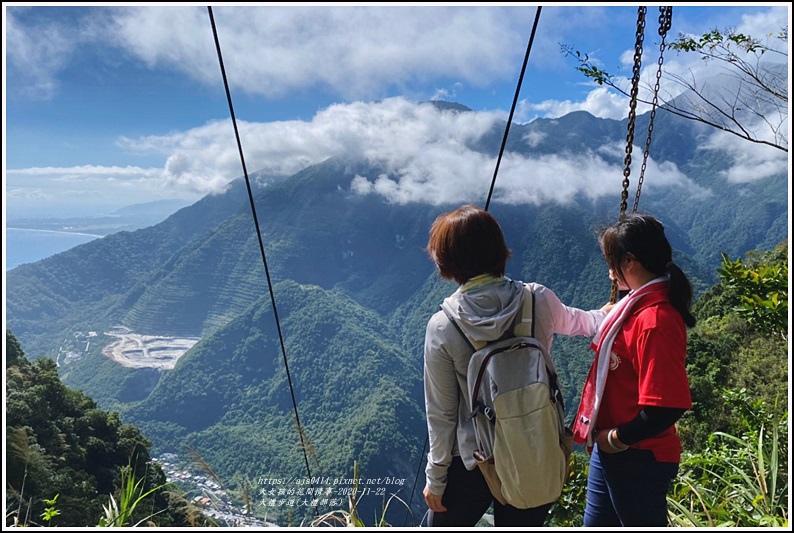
[3,3,790,218]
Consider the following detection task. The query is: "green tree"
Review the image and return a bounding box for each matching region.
[680,242,788,449]
[4,330,205,527]
[6,329,25,367]
[717,243,788,340]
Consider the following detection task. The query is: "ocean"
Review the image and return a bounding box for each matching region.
[6,228,102,271]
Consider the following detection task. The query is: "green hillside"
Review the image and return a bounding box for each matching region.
[5,331,209,528]
[120,280,426,524]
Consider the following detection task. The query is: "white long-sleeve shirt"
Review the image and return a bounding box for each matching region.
[423,277,605,496]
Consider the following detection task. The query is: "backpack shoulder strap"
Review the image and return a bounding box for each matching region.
[513,284,535,338]
[440,304,477,353]
[515,285,565,411]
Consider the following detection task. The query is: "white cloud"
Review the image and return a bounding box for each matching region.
[7,165,161,178]
[522,130,547,148]
[5,164,200,216]
[120,98,505,197]
[432,82,465,103]
[596,142,711,200]
[9,4,784,123]
[736,7,789,52]
[526,87,628,120]
[349,136,706,206]
[700,127,789,184]
[8,100,715,211]
[5,9,78,99]
[5,5,544,105]
[319,100,704,206]
[104,5,535,100]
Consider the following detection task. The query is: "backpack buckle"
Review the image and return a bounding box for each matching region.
[469,402,496,422]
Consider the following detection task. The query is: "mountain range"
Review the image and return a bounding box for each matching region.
[5,101,787,524]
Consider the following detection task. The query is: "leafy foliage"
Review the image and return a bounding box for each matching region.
[717,244,788,339]
[548,451,589,527]
[4,331,205,527]
[97,461,165,527]
[670,28,772,54]
[680,242,788,449]
[39,494,61,525]
[669,392,788,527]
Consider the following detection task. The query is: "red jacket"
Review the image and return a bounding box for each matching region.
[597,285,692,463]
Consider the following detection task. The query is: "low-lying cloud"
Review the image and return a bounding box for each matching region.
[701,127,789,184]
[7,99,778,215]
[5,164,198,217]
[117,98,706,206]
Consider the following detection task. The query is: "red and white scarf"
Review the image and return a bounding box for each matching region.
[572,276,668,448]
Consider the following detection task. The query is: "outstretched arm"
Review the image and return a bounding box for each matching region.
[535,284,608,337]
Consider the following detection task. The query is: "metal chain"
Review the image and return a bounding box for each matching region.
[612,6,647,303]
[619,6,646,221]
[633,6,672,214]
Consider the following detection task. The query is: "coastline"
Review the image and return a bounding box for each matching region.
[7,227,105,238]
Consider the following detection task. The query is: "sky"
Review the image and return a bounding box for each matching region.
[3,3,791,219]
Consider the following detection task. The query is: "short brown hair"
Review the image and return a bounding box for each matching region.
[426,204,511,285]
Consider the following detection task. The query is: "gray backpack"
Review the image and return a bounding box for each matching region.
[443,285,572,509]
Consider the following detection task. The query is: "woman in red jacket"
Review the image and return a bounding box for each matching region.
[573,213,696,527]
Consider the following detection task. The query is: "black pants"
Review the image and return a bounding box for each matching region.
[428,456,552,527]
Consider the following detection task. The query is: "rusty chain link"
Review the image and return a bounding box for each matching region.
[612,6,647,303]
[633,6,673,214]
[619,6,646,223]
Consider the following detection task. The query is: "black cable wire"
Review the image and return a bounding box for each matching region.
[208,6,547,524]
[402,432,428,527]
[206,5,314,491]
[484,6,542,212]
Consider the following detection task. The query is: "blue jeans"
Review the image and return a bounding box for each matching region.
[584,444,678,527]
[428,456,552,527]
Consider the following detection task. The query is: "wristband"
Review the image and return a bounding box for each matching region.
[607,429,629,452]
